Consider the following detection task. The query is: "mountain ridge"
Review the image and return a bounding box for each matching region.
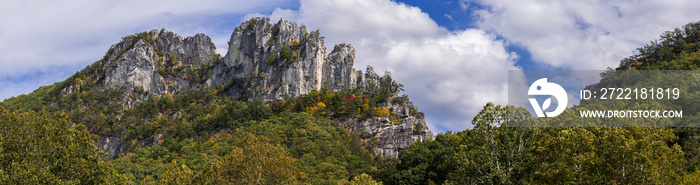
[2,17,432,158]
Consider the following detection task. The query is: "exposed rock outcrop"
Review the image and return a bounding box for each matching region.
[210,17,362,100]
[65,29,219,99]
[97,135,125,156]
[78,17,432,157]
[103,39,169,95]
[338,100,433,158]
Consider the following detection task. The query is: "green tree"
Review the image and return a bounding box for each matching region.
[532,127,597,184]
[533,116,685,184]
[448,103,535,184]
[195,134,305,184]
[376,133,453,185]
[156,160,195,185]
[0,108,129,184]
[340,173,382,185]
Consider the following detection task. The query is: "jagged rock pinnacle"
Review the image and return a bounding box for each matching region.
[68,17,431,158]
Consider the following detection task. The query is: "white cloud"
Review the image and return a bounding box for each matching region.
[253,0,521,131]
[459,0,471,10]
[0,0,293,100]
[444,14,454,22]
[472,0,700,70]
[383,30,519,131]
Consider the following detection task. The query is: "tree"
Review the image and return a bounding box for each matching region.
[533,115,685,184]
[532,127,597,184]
[376,133,453,185]
[156,160,195,185]
[339,173,382,185]
[448,103,536,184]
[0,107,129,184]
[195,134,306,184]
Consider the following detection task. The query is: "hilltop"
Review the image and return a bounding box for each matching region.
[0,17,431,183]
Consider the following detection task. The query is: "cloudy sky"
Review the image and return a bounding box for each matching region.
[2,0,700,132]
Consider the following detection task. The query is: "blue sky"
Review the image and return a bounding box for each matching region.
[1,0,700,133]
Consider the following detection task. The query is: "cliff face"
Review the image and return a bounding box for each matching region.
[99,29,217,97]
[338,100,433,158]
[74,17,431,158]
[210,17,370,101]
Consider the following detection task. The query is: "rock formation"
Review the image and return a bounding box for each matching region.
[98,29,217,96]
[338,100,433,157]
[74,17,431,158]
[211,17,372,101]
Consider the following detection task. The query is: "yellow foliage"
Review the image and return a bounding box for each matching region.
[390,116,400,125]
[305,106,318,115]
[305,102,327,116]
[373,107,390,118]
[165,92,173,101]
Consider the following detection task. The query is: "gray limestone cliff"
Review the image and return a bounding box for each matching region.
[66,17,432,158]
[100,29,217,96]
[209,17,369,101]
[337,100,433,158]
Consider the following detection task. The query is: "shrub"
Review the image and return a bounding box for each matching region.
[280,46,298,62]
[290,40,301,50]
[247,18,257,30]
[266,52,277,65]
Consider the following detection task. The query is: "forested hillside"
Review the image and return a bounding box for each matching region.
[0,18,430,184]
[2,19,700,184]
[0,62,411,184]
[380,20,700,184]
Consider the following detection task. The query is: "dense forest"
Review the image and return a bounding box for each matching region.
[3,20,700,184]
[0,76,403,184]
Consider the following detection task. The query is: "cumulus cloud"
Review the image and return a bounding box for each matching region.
[382,31,520,131]
[471,0,700,70]
[0,0,293,100]
[255,0,521,131]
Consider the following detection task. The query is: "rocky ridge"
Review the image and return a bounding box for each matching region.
[65,17,431,158]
